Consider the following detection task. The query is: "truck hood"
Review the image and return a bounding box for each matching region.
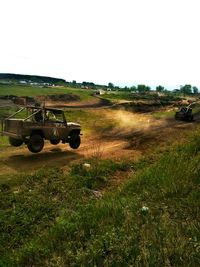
[67,122,81,127]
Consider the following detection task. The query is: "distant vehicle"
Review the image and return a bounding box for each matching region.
[1,106,81,153]
[175,105,193,121]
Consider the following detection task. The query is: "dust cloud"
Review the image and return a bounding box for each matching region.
[103,109,167,132]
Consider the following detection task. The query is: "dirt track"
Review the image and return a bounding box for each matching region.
[0,135,137,175]
[0,107,199,176]
[46,96,112,109]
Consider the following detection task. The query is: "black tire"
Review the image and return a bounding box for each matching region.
[186,115,193,122]
[50,139,60,145]
[9,137,23,147]
[175,112,180,120]
[69,134,81,149]
[27,134,44,153]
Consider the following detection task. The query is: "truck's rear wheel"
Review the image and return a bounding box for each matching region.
[69,134,81,149]
[27,134,44,153]
[9,137,23,147]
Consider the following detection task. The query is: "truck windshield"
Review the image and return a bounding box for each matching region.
[45,110,64,122]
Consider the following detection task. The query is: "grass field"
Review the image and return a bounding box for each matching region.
[0,134,199,266]
[0,84,93,100]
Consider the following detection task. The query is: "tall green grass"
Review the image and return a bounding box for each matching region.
[0,136,200,266]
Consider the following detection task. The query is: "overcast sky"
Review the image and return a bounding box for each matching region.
[0,0,200,89]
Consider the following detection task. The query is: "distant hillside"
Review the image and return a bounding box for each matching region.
[0,73,111,90]
[0,73,66,84]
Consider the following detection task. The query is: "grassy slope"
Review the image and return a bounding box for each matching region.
[0,134,199,266]
[0,84,92,100]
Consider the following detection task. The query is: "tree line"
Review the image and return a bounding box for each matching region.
[0,73,198,95]
[108,83,199,95]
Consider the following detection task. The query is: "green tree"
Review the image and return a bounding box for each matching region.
[72,80,76,87]
[108,82,114,88]
[193,86,198,94]
[137,84,151,93]
[180,84,192,95]
[156,85,165,92]
[130,86,137,92]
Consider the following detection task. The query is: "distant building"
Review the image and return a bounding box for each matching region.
[99,89,105,95]
[81,85,89,89]
[19,80,27,84]
[172,89,180,93]
[30,82,39,86]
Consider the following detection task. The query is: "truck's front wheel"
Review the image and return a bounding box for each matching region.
[69,134,81,149]
[187,115,193,122]
[9,137,23,147]
[27,134,44,153]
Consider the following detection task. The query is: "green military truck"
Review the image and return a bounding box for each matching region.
[1,106,81,153]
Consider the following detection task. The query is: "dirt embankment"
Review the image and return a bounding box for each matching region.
[0,94,81,107]
[36,94,80,104]
[45,96,112,108]
[0,94,112,110]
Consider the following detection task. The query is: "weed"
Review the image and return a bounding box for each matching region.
[70,159,129,190]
